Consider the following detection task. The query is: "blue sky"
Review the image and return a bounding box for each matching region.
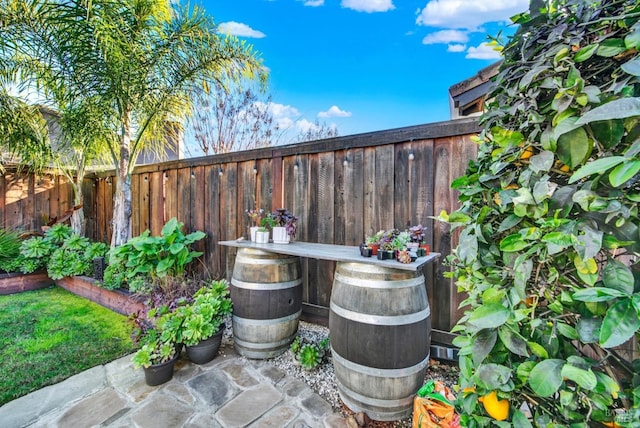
[199,0,529,142]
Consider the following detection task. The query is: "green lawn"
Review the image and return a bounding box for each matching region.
[0,286,135,405]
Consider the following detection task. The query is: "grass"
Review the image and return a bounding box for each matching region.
[0,286,135,405]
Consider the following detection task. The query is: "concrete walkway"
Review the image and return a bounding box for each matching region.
[0,344,348,428]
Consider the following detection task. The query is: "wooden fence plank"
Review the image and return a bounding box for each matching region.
[0,175,5,228]
[131,174,140,237]
[205,165,221,277]
[177,168,191,230]
[374,145,395,230]
[363,147,376,239]
[139,173,150,234]
[149,171,164,236]
[164,169,178,223]
[432,138,454,331]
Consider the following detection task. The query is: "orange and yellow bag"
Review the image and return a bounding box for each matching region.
[412,380,460,428]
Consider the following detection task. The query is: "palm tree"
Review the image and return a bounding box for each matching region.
[1,0,263,246]
[0,87,51,173]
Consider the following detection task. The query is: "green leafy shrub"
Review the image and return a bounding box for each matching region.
[47,234,109,280]
[102,217,206,292]
[441,1,640,426]
[0,228,22,273]
[160,279,232,346]
[19,224,72,273]
[290,335,330,370]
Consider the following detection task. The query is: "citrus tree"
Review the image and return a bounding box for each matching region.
[442,0,640,426]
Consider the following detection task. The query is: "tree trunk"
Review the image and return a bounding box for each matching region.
[111,115,133,247]
[111,169,132,247]
[70,186,85,236]
[70,167,85,236]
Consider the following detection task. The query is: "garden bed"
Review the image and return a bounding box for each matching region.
[54,276,145,317]
[0,271,52,295]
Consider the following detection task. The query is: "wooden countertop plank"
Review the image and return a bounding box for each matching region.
[218,240,439,272]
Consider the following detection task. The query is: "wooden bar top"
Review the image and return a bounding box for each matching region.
[218,240,439,272]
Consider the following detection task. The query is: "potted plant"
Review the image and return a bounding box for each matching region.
[245,207,265,242]
[271,209,297,244]
[408,225,425,250]
[255,214,277,244]
[170,279,232,364]
[363,230,384,256]
[130,318,179,386]
[377,229,398,260]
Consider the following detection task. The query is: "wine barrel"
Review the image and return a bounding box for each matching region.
[329,262,431,421]
[230,248,302,359]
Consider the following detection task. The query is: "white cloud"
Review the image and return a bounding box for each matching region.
[421,29,468,45]
[295,118,320,133]
[299,0,324,6]
[341,0,395,13]
[318,105,352,118]
[217,21,266,38]
[258,102,301,130]
[416,0,528,31]
[447,43,467,52]
[466,42,502,60]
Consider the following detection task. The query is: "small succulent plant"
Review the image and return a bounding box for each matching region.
[290,334,330,370]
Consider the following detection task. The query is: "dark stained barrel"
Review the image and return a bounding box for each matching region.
[230,248,302,359]
[329,262,431,421]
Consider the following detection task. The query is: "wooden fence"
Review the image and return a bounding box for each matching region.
[1,117,481,338]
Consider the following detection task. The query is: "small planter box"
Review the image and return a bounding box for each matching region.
[55,276,146,316]
[0,271,52,295]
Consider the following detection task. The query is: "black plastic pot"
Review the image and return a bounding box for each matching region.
[185,325,224,364]
[143,352,179,386]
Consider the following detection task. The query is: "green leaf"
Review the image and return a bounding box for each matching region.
[574,44,598,63]
[591,120,626,149]
[528,359,564,397]
[475,363,512,390]
[468,303,511,329]
[575,98,640,125]
[609,160,640,187]
[625,26,640,49]
[498,325,529,357]
[528,341,549,359]
[156,258,174,273]
[602,259,634,294]
[161,217,180,237]
[458,229,478,264]
[500,234,530,252]
[561,363,597,390]
[473,329,497,366]
[600,299,640,348]
[491,126,524,147]
[169,242,185,255]
[556,322,578,340]
[529,150,554,173]
[576,317,601,343]
[557,126,591,169]
[573,287,626,302]
[596,39,626,57]
[497,214,522,233]
[621,57,640,76]
[512,409,534,428]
